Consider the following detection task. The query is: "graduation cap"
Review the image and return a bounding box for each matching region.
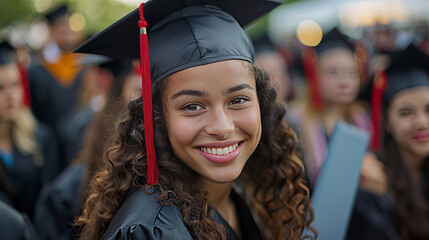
[316,27,354,56]
[44,4,70,24]
[75,0,280,185]
[383,44,429,103]
[0,41,16,65]
[370,44,429,150]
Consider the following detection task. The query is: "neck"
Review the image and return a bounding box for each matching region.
[399,150,425,184]
[321,102,348,135]
[199,178,232,220]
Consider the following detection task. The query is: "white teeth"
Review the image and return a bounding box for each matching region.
[223,147,229,154]
[200,143,239,155]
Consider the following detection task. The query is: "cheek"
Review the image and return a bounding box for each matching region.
[387,115,411,141]
[166,113,201,148]
[234,106,262,140]
[319,76,335,95]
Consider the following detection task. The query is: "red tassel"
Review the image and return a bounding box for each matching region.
[302,46,323,110]
[370,71,387,151]
[18,63,31,107]
[138,3,158,185]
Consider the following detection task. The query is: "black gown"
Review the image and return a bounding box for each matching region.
[0,199,38,240]
[28,62,83,171]
[28,64,83,130]
[33,163,85,240]
[103,188,265,240]
[1,123,59,218]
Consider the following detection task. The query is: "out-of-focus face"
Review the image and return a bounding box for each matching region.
[254,51,291,102]
[318,48,360,106]
[50,15,82,52]
[386,86,429,162]
[0,64,22,122]
[163,60,262,184]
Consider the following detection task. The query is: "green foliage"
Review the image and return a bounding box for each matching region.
[0,0,37,29]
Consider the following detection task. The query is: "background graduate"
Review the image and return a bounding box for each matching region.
[378,44,429,240]
[0,40,58,218]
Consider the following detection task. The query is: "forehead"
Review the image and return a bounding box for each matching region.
[162,59,253,94]
[318,48,356,65]
[389,86,429,109]
[0,63,19,78]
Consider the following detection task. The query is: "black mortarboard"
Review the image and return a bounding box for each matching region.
[316,28,354,56]
[75,0,280,185]
[383,44,429,104]
[44,4,69,24]
[75,0,280,82]
[0,41,16,65]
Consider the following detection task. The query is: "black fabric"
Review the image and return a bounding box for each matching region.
[75,0,280,82]
[0,199,38,240]
[316,28,354,56]
[213,189,264,240]
[28,63,83,171]
[1,123,59,218]
[346,190,401,240]
[383,44,429,104]
[102,188,264,240]
[28,64,83,129]
[44,4,69,24]
[34,163,85,240]
[0,40,16,65]
[57,106,97,164]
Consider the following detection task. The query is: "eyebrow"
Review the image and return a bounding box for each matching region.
[171,83,254,100]
[224,83,254,95]
[171,89,208,99]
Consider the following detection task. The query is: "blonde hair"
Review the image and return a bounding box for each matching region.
[12,108,43,165]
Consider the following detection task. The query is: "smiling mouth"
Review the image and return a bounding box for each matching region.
[198,143,240,155]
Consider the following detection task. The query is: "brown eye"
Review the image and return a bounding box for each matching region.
[181,103,204,111]
[229,97,249,105]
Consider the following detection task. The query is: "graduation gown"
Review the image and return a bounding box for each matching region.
[0,199,38,240]
[28,63,83,129]
[346,190,402,240]
[103,188,265,240]
[1,123,59,218]
[33,163,85,240]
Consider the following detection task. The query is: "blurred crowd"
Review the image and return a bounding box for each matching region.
[0,2,428,240]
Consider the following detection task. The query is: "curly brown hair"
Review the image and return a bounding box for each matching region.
[75,64,314,240]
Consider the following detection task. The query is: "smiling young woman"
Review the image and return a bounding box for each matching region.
[74,1,314,239]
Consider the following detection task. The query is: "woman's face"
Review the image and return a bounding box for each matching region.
[386,86,429,161]
[318,48,360,106]
[0,64,22,122]
[163,60,262,184]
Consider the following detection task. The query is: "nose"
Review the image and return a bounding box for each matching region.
[204,107,235,139]
[415,110,429,129]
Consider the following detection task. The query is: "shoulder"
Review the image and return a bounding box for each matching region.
[42,163,85,203]
[102,189,192,240]
[0,200,38,240]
